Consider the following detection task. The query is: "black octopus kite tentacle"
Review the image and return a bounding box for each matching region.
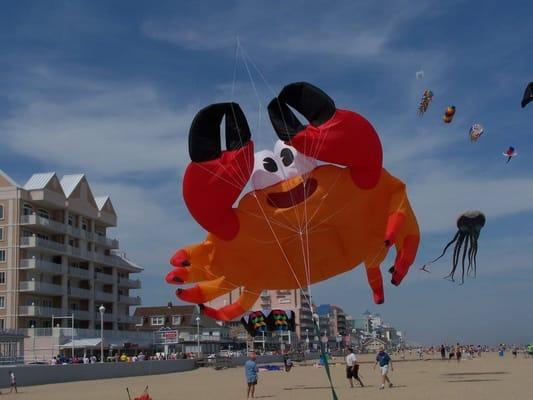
[420,231,461,273]
[460,234,470,285]
[467,234,476,278]
[471,235,479,278]
[445,232,466,282]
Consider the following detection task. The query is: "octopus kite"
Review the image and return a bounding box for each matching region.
[418,89,433,116]
[166,82,420,321]
[421,211,486,284]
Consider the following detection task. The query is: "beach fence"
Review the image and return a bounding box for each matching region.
[0,359,197,388]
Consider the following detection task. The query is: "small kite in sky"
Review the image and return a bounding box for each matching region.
[469,124,484,142]
[443,105,456,123]
[418,89,433,115]
[521,82,532,108]
[503,146,517,163]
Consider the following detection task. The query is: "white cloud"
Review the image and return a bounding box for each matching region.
[141,0,440,60]
[1,67,194,176]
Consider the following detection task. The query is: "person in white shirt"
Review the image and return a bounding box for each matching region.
[346,348,364,387]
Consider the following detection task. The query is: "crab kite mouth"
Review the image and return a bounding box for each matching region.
[267,178,318,209]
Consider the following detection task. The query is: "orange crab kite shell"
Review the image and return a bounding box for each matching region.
[166,82,420,321]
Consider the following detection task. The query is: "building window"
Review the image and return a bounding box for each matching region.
[23,204,33,216]
[0,204,3,220]
[68,215,74,226]
[0,227,3,241]
[151,316,164,326]
[0,318,4,330]
[172,316,182,325]
[0,250,5,262]
[81,218,88,231]
[0,297,5,308]
[0,272,5,284]
[37,208,49,219]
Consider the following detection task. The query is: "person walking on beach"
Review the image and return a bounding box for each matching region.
[440,345,446,360]
[345,348,364,388]
[374,347,393,390]
[8,370,17,393]
[245,352,259,399]
[455,343,462,362]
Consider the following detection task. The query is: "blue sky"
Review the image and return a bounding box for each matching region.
[1,0,532,344]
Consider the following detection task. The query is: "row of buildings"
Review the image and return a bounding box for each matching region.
[0,168,403,361]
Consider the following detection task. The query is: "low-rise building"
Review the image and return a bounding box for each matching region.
[133,304,231,355]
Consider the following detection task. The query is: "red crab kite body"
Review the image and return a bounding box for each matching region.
[166,83,420,321]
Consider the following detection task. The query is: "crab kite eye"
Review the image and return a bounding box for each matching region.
[280,148,294,167]
[263,157,278,172]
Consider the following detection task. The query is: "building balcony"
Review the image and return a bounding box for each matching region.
[19,281,63,295]
[68,287,91,298]
[95,272,114,284]
[71,310,92,320]
[20,236,67,253]
[118,295,141,306]
[19,305,62,318]
[20,259,63,275]
[95,291,115,302]
[118,277,141,289]
[94,253,121,268]
[95,312,115,322]
[117,315,141,325]
[68,267,91,279]
[94,234,119,249]
[20,215,67,234]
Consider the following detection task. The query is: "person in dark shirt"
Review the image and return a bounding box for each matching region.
[440,345,446,360]
[373,347,393,390]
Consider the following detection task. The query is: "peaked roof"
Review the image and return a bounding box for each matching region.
[24,172,56,190]
[60,174,85,197]
[95,196,109,210]
[0,169,18,187]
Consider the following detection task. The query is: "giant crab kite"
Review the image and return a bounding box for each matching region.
[166,82,420,321]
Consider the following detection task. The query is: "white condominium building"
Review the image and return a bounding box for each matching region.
[0,170,142,331]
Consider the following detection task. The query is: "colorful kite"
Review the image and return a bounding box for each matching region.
[166,82,420,322]
[418,89,433,115]
[266,309,295,332]
[421,211,486,284]
[240,311,268,337]
[469,124,484,142]
[503,146,517,163]
[443,105,456,123]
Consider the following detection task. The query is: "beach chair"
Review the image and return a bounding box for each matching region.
[126,386,152,400]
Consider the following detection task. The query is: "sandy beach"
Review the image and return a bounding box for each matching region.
[3,353,530,399]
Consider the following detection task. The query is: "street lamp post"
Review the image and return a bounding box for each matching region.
[99,305,105,363]
[31,324,36,361]
[305,329,309,351]
[195,316,201,358]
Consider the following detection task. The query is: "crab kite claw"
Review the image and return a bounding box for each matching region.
[267,82,383,189]
[183,102,254,241]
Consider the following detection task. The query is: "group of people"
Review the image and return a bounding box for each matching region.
[243,346,395,398]
[346,347,394,390]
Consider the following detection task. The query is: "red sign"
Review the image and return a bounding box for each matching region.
[164,331,177,339]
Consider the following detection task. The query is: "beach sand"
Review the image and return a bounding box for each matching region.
[3,353,530,399]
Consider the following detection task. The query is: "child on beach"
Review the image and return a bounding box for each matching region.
[374,347,393,390]
[245,352,259,399]
[9,370,17,393]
